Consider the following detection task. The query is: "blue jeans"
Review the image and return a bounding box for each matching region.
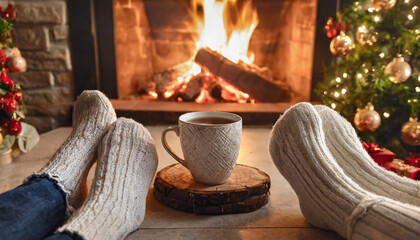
[0,176,77,240]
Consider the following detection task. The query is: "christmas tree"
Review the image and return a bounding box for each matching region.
[318,0,419,158]
[0,4,39,155]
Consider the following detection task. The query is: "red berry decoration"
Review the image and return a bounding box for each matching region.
[0,72,13,87]
[0,50,6,66]
[4,98,17,112]
[6,119,22,135]
[14,91,22,102]
[5,4,15,20]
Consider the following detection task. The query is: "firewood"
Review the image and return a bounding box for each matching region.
[194,48,291,102]
[180,74,204,101]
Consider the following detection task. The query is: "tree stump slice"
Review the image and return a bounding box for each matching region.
[153,163,270,215]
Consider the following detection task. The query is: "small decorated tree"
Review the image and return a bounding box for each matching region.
[318,0,419,158]
[0,4,39,156]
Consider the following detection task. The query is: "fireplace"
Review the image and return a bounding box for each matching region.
[69,0,337,124]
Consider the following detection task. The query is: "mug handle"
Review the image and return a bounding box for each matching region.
[161,126,186,167]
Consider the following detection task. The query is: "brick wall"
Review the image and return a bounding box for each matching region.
[3,0,73,133]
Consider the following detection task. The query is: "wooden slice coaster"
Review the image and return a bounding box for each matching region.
[153,163,270,215]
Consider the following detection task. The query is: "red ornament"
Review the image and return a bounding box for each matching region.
[5,4,15,20]
[0,72,14,87]
[324,17,349,39]
[14,91,22,102]
[3,97,17,112]
[324,17,338,38]
[0,50,6,65]
[5,119,21,135]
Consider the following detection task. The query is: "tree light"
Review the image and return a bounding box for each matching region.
[408,14,414,21]
[336,77,341,83]
[331,103,336,109]
[405,0,410,3]
[379,52,385,58]
[383,112,390,118]
[374,16,381,22]
[357,73,363,78]
[416,87,420,92]
[341,88,347,94]
[343,73,348,78]
[334,92,340,97]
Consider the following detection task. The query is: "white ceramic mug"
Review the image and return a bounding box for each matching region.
[162,111,242,185]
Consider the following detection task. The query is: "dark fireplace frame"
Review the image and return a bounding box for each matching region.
[68,0,351,101]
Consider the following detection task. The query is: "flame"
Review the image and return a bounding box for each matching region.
[193,0,259,64]
[161,0,259,103]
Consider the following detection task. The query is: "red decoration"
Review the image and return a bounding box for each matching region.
[405,152,420,168]
[384,159,419,180]
[14,91,22,102]
[0,50,6,66]
[3,97,17,112]
[0,4,16,20]
[363,142,395,166]
[324,17,349,38]
[363,142,384,153]
[0,72,13,87]
[5,118,21,135]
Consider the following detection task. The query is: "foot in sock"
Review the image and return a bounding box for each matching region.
[269,102,420,239]
[51,118,158,240]
[31,90,117,211]
[314,105,420,206]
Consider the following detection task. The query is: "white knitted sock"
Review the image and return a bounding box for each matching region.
[314,105,420,206]
[57,118,158,240]
[269,102,420,239]
[31,90,117,211]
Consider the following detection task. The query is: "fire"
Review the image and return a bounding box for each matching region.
[194,0,259,64]
[153,0,259,103]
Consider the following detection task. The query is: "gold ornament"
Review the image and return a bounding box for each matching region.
[371,0,396,11]
[385,54,412,83]
[401,117,420,146]
[329,32,355,56]
[356,26,378,45]
[354,102,381,132]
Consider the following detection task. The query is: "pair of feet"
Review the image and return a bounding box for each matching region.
[33,91,158,240]
[269,103,420,239]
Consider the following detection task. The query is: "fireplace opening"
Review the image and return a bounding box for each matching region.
[112,0,318,104]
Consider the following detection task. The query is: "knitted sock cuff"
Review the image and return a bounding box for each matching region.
[346,197,386,240]
[25,172,74,216]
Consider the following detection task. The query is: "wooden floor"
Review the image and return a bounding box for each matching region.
[0,127,342,240]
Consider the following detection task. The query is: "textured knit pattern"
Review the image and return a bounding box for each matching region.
[34,90,117,211]
[269,102,420,240]
[179,121,241,185]
[314,105,420,206]
[58,118,158,240]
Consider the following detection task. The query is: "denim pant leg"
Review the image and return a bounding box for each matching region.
[45,230,84,240]
[0,177,67,240]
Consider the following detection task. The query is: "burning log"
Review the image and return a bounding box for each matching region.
[194,48,291,102]
[208,82,223,100]
[180,74,204,102]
